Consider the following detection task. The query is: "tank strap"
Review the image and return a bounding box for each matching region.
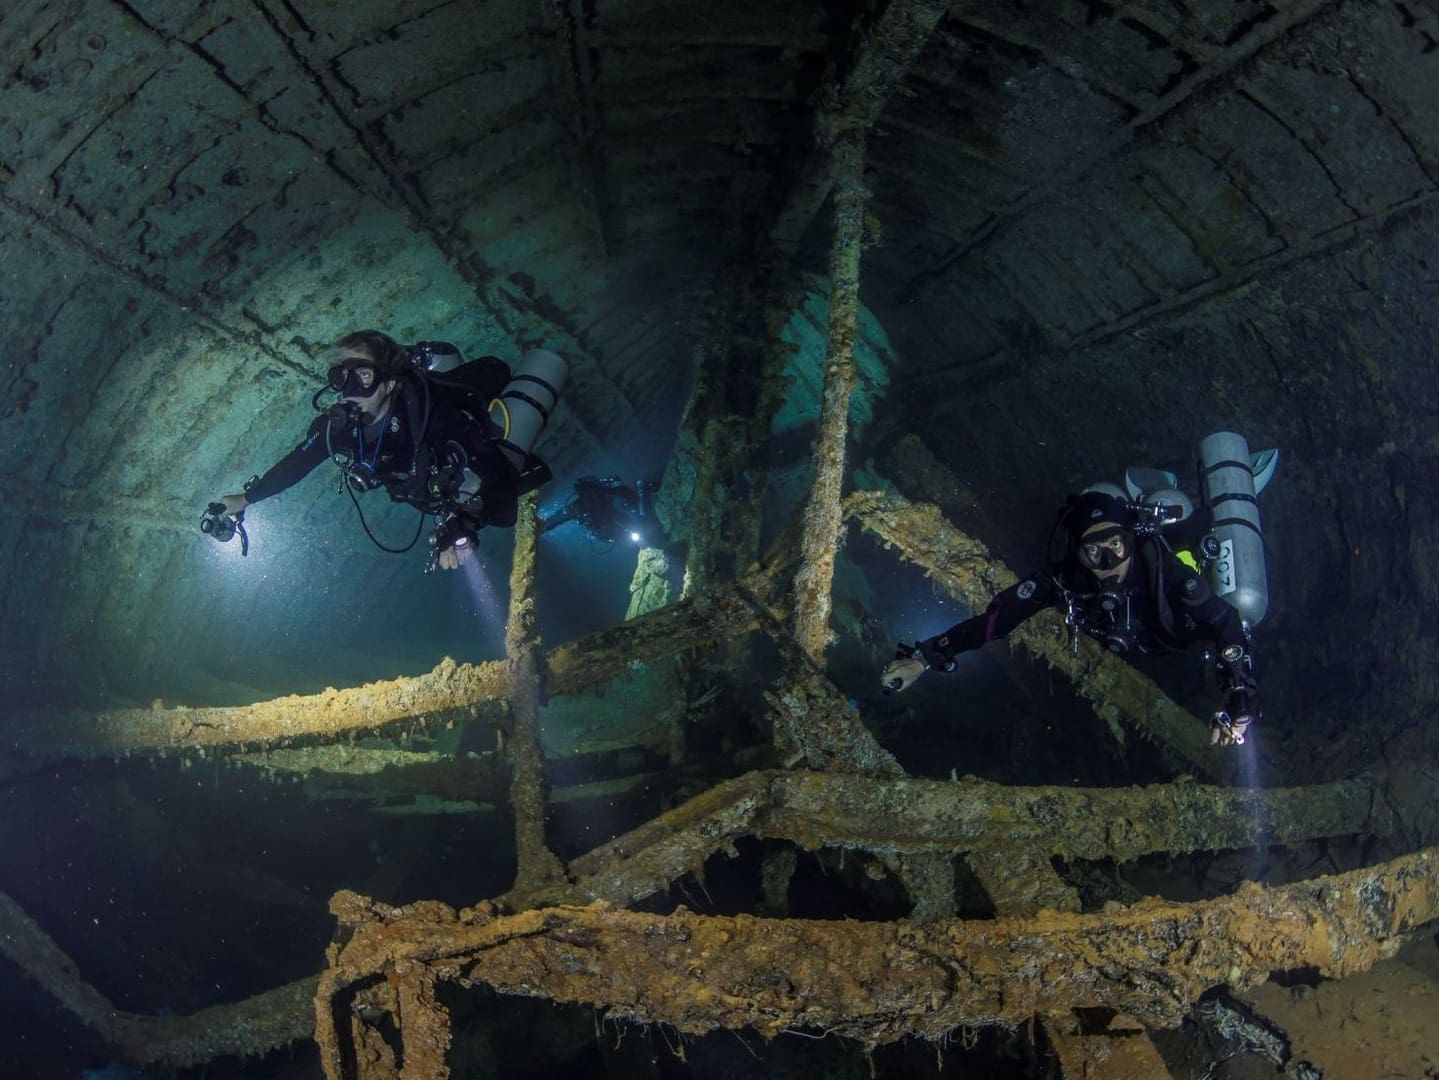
[501,385,552,423]
[501,374,559,424]
[1202,458,1251,477]
[1213,515,1263,537]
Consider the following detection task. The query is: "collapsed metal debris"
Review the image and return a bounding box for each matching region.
[315,846,1439,1077]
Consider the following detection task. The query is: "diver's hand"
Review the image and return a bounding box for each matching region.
[217,493,248,516]
[436,541,472,571]
[1208,710,1252,747]
[880,656,927,694]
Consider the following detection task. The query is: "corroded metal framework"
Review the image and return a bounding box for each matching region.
[3,490,1436,1076]
[2,8,1434,1067]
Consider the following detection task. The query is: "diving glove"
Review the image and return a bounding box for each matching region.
[1208,710,1252,747]
[428,514,477,572]
[881,642,928,695]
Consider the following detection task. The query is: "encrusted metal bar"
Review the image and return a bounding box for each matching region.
[845,489,1230,780]
[770,0,953,252]
[503,772,772,910]
[967,846,1171,1078]
[507,492,564,892]
[318,846,1439,1055]
[767,770,1391,862]
[0,890,317,1068]
[670,260,743,597]
[510,769,1397,911]
[3,765,1415,1066]
[3,658,510,761]
[967,849,1081,917]
[729,265,803,571]
[792,128,867,661]
[395,968,451,1080]
[6,587,759,762]
[742,584,904,776]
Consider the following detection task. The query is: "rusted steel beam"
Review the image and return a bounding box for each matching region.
[671,259,744,597]
[967,849,1081,917]
[544,585,759,694]
[3,658,510,761]
[770,0,952,252]
[509,769,1395,912]
[792,128,867,661]
[1042,1010,1175,1080]
[845,489,1229,780]
[504,772,772,910]
[730,265,804,572]
[6,586,759,762]
[768,770,1392,863]
[507,492,564,892]
[0,890,316,1068]
[968,841,1172,1078]
[316,846,1439,1057]
[740,584,904,777]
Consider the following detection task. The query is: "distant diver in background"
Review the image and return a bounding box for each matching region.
[203,330,567,571]
[881,433,1276,749]
[540,476,662,547]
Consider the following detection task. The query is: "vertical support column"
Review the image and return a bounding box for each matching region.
[668,261,742,598]
[505,491,565,894]
[792,127,867,662]
[730,264,801,573]
[395,967,452,1080]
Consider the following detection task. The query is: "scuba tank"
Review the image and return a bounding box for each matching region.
[1198,431,1276,630]
[490,348,567,474]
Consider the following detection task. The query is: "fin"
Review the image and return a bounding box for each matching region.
[1250,448,1278,494]
[1124,466,1179,502]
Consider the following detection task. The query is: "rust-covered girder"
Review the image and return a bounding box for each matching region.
[2,657,509,762]
[508,769,1399,911]
[316,846,1439,1065]
[0,890,316,1069]
[5,586,759,762]
[770,0,953,252]
[5,766,1419,1068]
[846,490,1231,780]
[792,128,867,662]
[506,493,565,892]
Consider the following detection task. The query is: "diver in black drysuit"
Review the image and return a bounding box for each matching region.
[246,356,517,524]
[540,476,661,545]
[213,332,531,569]
[880,490,1260,747]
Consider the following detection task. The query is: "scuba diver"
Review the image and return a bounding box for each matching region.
[539,476,662,547]
[881,433,1274,748]
[203,330,566,571]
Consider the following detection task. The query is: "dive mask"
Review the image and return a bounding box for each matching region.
[328,362,382,398]
[1077,526,1131,571]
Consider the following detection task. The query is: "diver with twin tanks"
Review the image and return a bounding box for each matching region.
[203,329,567,571]
[882,432,1275,749]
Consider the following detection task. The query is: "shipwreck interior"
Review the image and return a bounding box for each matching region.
[2,0,1439,1077]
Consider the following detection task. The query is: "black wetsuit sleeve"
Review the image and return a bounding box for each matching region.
[920,573,1057,671]
[245,415,332,504]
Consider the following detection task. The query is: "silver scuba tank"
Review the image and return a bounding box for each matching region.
[1198,430,1273,629]
[490,348,567,471]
